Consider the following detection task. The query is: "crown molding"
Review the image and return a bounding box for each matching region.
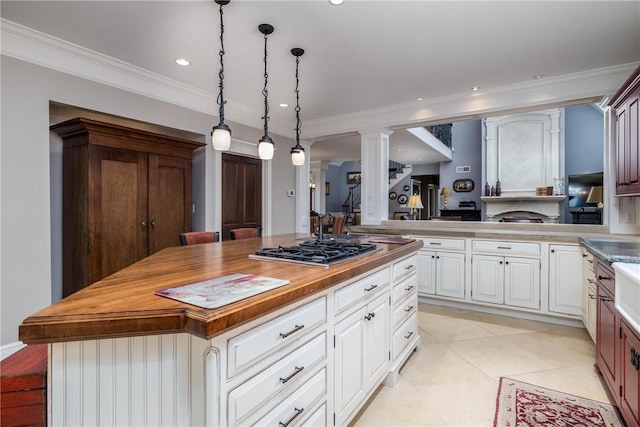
[0,18,293,137]
[303,62,639,139]
[2,19,637,142]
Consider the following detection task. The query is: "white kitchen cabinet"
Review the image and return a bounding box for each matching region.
[416,238,466,299]
[334,291,389,426]
[471,254,540,309]
[581,247,597,342]
[387,259,420,386]
[549,244,583,316]
[417,249,465,299]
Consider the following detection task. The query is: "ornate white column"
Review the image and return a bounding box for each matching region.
[359,129,392,225]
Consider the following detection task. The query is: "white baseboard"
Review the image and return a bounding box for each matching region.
[1,341,26,360]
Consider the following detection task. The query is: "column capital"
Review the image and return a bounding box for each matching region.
[357,128,393,137]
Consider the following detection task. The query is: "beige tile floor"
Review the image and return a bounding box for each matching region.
[351,302,614,426]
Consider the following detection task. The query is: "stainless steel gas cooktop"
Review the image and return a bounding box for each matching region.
[249,239,379,268]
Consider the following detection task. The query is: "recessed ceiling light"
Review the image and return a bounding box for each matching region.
[397,148,403,152]
[416,97,424,101]
[175,58,190,66]
[534,74,545,80]
[471,86,479,91]
[329,0,344,4]
[279,103,289,108]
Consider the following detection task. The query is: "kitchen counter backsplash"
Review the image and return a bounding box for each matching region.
[580,237,640,264]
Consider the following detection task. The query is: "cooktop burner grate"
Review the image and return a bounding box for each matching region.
[250,240,379,267]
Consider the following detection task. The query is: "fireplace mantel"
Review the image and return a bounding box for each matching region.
[481,195,567,223]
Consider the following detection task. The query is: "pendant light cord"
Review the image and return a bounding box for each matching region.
[294,54,301,146]
[262,32,270,136]
[217,3,226,124]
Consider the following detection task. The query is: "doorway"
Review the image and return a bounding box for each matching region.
[222,153,262,240]
[412,174,440,219]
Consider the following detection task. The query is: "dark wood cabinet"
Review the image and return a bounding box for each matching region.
[611,66,640,196]
[596,271,618,403]
[52,118,204,297]
[621,319,640,426]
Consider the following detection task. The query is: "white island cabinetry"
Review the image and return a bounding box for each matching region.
[416,237,466,299]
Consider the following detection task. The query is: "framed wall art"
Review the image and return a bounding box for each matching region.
[453,179,474,192]
[346,172,361,184]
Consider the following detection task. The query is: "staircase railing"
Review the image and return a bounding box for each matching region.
[425,123,452,148]
[388,161,406,183]
[342,183,361,224]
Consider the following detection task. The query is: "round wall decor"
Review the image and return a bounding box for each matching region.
[397,194,408,204]
[389,191,397,200]
[403,184,410,191]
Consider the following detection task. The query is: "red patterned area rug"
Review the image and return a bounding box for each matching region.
[493,377,623,427]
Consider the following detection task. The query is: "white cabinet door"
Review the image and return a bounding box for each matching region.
[364,293,390,389]
[334,292,390,426]
[334,306,366,425]
[436,252,466,299]
[417,250,436,295]
[549,244,583,316]
[504,257,540,309]
[471,254,504,304]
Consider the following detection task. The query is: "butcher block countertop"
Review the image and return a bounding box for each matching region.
[19,234,422,344]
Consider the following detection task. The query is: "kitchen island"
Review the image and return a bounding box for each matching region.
[20,234,423,426]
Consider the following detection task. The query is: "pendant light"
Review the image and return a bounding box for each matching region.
[290,48,306,166]
[211,0,231,151]
[258,24,275,160]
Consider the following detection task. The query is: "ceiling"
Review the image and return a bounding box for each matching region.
[2,1,639,165]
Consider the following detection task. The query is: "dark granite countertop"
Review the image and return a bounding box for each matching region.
[580,237,640,264]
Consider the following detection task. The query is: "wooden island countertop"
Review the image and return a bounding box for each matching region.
[19,234,422,344]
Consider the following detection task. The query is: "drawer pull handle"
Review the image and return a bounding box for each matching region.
[279,324,304,339]
[405,264,414,270]
[364,312,376,321]
[587,279,595,284]
[405,331,414,339]
[497,246,512,250]
[429,242,442,245]
[588,293,597,299]
[598,275,611,281]
[280,366,304,384]
[404,305,414,312]
[588,259,593,264]
[404,285,414,291]
[364,284,378,292]
[279,407,304,427]
[599,295,613,302]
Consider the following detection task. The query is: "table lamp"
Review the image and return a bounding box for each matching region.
[587,186,603,208]
[406,194,424,220]
[440,187,451,209]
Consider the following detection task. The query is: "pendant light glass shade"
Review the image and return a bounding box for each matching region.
[290,146,305,166]
[290,47,305,166]
[212,123,231,151]
[211,0,232,151]
[258,23,275,160]
[258,135,275,159]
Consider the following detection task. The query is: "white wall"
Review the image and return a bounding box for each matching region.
[1,56,297,346]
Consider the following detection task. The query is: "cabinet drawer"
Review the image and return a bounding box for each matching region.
[417,237,465,251]
[335,268,389,314]
[392,313,418,361]
[392,292,418,328]
[254,367,326,427]
[228,333,326,425]
[393,255,417,281]
[596,260,615,296]
[472,240,540,256]
[392,274,417,306]
[228,297,326,377]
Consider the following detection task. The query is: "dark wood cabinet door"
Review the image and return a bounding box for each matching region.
[617,103,628,193]
[628,90,640,192]
[87,146,148,286]
[621,320,640,426]
[221,153,262,240]
[596,283,619,403]
[148,154,192,253]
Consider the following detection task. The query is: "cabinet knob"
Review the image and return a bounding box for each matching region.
[551,249,555,253]
[140,220,146,227]
[150,220,156,228]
